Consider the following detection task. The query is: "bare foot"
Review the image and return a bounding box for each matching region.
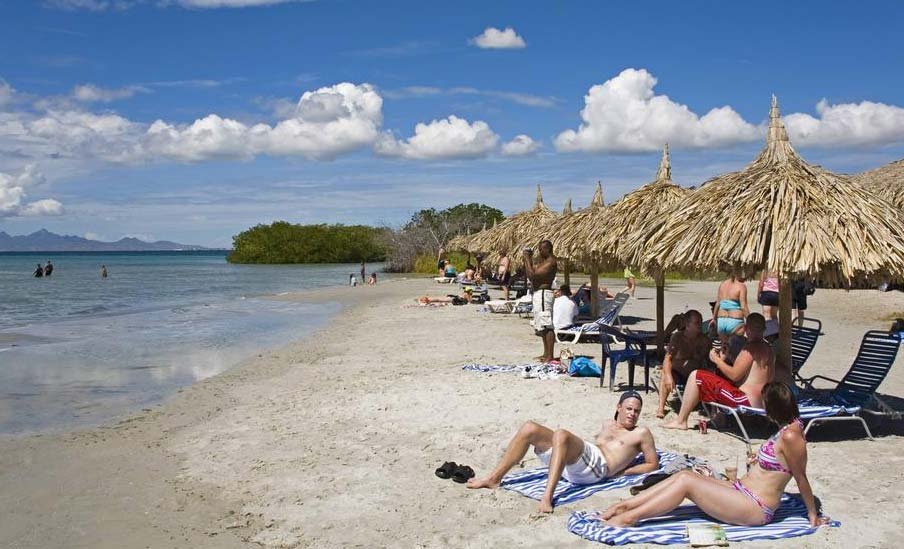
[537,499,554,514]
[604,515,636,527]
[655,409,666,419]
[533,355,546,363]
[600,502,628,520]
[466,476,500,490]
[661,419,688,430]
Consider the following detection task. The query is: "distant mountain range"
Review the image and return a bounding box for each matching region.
[0,229,210,252]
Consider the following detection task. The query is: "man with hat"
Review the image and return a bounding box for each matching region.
[467,391,659,514]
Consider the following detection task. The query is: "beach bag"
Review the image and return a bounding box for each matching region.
[568,357,601,377]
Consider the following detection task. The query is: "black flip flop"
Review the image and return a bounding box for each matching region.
[451,464,475,484]
[435,461,457,479]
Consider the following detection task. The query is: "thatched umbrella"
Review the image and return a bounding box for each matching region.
[540,182,611,315]
[468,185,558,270]
[852,158,904,210]
[628,96,904,380]
[590,144,691,352]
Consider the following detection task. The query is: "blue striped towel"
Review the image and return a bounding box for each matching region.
[501,451,679,505]
[734,398,860,419]
[461,363,535,373]
[568,493,839,545]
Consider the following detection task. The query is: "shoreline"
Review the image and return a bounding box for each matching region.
[1,277,903,547]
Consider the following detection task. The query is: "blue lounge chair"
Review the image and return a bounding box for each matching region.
[705,329,899,444]
[790,317,822,383]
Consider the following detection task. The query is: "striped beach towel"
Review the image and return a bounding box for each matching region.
[567,493,839,545]
[735,398,861,419]
[501,451,679,505]
[461,363,527,373]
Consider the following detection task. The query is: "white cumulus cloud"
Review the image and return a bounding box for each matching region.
[555,68,759,153]
[501,134,539,157]
[73,84,148,103]
[470,27,526,49]
[0,165,63,217]
[783,99,904,148]
[375,115,499,160]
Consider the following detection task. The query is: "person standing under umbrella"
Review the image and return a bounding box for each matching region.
[524,240,557,364]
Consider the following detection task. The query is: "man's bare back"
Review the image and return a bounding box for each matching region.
[734,339,774,407]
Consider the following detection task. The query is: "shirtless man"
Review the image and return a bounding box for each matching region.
[496,251,511,298]
[656,309,712,419]
[524,240,557,363]
[467,391,658,514]
[663,313,774,429]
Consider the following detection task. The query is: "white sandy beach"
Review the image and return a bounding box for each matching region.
[2,277,904,548]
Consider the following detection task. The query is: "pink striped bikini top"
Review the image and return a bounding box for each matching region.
[762,277,779,293]
[756,418,803,474]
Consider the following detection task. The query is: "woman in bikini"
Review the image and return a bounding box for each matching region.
[598,382,829,528]
[711,274,749,350]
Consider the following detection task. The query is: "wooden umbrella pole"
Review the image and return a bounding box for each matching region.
[590,261,600,317]
[655,269,665,357]
[777,279,793,385]
[563,259,571,286]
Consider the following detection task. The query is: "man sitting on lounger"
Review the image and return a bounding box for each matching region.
[656,309,712,419]
[467,391,659,514]
[663,313,774,429]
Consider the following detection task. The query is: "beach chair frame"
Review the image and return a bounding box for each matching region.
[554,293,629,345]
[597,323,651,393]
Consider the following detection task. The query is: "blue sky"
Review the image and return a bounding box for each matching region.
[1,0,903,247]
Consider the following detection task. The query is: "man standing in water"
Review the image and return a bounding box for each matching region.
[360,261,366,284]
[44,260,53,277]
[524,240,557,364]
[101,265,108,279]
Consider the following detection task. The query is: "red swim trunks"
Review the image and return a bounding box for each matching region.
[695,370,750,407]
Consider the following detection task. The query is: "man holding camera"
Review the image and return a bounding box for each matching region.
[524,240,558,363]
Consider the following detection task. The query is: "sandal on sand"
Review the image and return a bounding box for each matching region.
[435,461,458,479]
[451,465,475,483]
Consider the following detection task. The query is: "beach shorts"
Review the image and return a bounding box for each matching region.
[717,317,744,336]
[757,291,779,307]
[695,369,750,407]
[536,440,609,485]
[792,282,808,310]
[532,289,554,333]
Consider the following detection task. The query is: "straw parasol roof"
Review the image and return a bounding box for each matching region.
[467,185,558,268]
[544,181,608,263]
[851,158,904,210]
[562,198,573,215]
[590,144,691,264]
[629,96,904,286]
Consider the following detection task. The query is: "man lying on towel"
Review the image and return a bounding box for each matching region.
[663,312,775,430]
[467,391,659,513]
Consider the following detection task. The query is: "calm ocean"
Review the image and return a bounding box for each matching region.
[0,251,385,434]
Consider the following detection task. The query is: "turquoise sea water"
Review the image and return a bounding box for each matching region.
[0,251,384,434]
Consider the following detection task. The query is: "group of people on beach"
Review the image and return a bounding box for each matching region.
[349,261,377,287]
[463,239,829,529]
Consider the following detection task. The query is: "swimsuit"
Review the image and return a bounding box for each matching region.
[536,440,609,485]
[732,418,803,524]
[717,299,744,335]
[695,369,750,407]
[732,480,775,524]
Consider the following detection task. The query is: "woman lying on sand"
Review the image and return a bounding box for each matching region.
[599,382,830,528]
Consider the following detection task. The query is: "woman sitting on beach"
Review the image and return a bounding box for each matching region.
[599,382,829,528]
[711,274,749,349]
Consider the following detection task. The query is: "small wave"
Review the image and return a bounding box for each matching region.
[68,305,110,316]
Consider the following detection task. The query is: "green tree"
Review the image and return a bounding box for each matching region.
[227,222,389,264]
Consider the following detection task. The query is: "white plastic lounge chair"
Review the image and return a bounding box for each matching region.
[555,293,629,344]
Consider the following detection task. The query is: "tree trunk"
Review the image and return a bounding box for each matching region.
[777,279,794,385]
[590,262,600,317]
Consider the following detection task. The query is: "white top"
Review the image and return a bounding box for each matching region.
[553,295,578,330]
